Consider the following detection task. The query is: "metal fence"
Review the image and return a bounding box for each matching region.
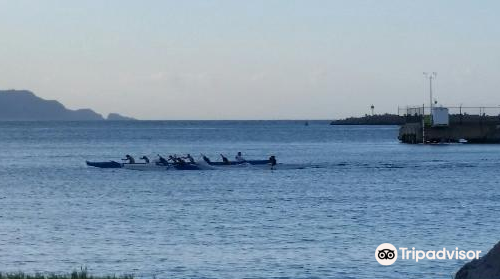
[398,105,500,124]
[398,106,500,117]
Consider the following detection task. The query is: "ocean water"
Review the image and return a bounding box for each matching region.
[1,121,499,279]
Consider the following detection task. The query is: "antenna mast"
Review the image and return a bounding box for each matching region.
[423,72,437,115]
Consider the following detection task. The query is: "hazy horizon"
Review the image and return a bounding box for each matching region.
[1,0,499,120]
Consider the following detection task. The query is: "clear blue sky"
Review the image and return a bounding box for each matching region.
[0,0,499,119]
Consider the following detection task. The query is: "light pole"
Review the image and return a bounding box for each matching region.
[370,105,374,116]
[423,72,437,116]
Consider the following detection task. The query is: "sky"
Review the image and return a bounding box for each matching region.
[0,0,499,120]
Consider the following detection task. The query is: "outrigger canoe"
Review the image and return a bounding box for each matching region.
[86,158,273,171]
[86,161,203,170]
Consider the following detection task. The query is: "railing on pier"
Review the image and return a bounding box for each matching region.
[398,105,500,124]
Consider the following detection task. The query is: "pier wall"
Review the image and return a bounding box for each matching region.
[399,121,500,144]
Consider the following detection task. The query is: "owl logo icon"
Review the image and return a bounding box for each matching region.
[378,249,395,260]
[375,243,398,265]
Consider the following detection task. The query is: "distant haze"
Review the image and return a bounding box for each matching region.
[0,1,499,120]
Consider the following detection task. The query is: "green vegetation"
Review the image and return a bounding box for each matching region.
[0,270,133,279]
[330,114,405,125]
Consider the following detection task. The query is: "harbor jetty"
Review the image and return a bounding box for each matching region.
[330,113,405,125]
[398,106,500,144]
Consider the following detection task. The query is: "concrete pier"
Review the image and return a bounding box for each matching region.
[399,120,500,144]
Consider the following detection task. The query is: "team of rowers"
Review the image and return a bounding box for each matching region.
[122,152,277,167]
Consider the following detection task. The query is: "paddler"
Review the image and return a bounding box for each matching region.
[202,154,211,164]
[168,155,177,163]
[235,152,246,162]
[269,155,277,170]
[183,154,195,164]
[220,154,230,165]
[140,156,150,163]
[169,155,186,165]
[176,156,187,165]
[157,154,168,166]
[122,154,135,164]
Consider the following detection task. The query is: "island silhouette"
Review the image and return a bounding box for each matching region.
[0,90,134,121]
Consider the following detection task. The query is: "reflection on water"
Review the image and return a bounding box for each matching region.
[0,121,499,279]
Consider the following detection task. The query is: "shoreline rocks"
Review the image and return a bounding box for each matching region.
[455,241,500,279]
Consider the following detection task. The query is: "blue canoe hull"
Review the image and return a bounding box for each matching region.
[87,159,271,170]
[207,159,270,166]
[86,161,123,168]
[87,161,201,170]
[173,164,202,170]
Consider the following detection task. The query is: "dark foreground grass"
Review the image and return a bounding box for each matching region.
[0,270,133,279]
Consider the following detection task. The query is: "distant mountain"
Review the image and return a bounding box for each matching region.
[107,113,135,121]
[0,90,134,121]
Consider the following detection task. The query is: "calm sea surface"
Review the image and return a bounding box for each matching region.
[1,121,499,279]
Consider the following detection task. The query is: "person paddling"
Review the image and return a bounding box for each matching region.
[140,156,150,163]
[202,154,211,164]
[235,152,246,162]
[183,154,195,164]
[176,156,187,165]
[269,155,277,170]
[157,154,168,166]
[169,155,186,165]
[122,154,135,164]
[220,154,230,165]
[168,155,177,163]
